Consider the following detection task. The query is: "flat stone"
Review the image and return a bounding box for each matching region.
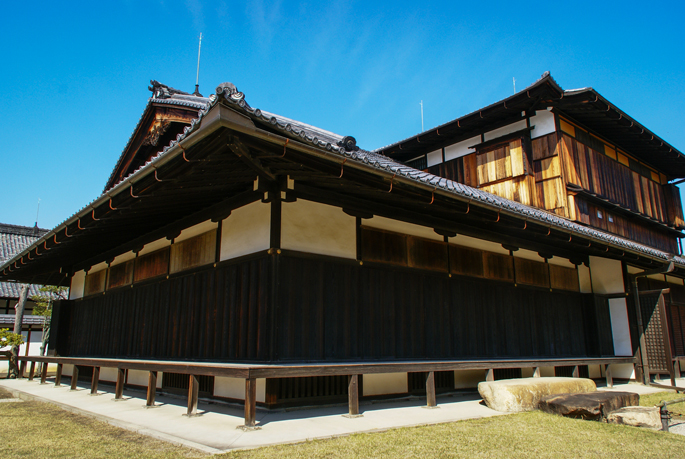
[478,377,596,413]
[607,406,662,429]
[539,391,639,421]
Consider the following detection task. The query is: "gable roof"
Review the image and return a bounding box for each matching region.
[1,79,684,284]
[375,72,685,178]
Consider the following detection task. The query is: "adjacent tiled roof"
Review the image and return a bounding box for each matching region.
[0,224,48,299]
[0,313,45,326]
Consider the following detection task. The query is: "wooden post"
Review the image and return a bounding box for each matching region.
[115,368,125,400]
[70,365,79,390]
[533,367,541,378]
[605,364,613,388]
[91,367,100,395]
[347,375,360,416]
[675,360,682,380]
[426,371,437,407]
[55,363,63,386]
[28,361,36,381]
[244,378,257,428]
[146,371,157,407]
[19,360,26,378]
[572,366,579,378]
[485,369,494,382]
[40,361,48,384]
[187,375,199,416]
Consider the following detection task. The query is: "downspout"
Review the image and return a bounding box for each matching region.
[629,259,674,384]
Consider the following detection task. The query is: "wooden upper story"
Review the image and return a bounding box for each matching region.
[377,73,685,254]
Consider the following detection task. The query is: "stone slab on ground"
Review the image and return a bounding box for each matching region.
[539,391,639,421]
[478,377,596,413]
[607,406,661,429]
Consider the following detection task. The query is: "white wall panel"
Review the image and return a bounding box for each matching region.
[444,136,480,162]
[281,200,356,259]
[175,220,218,243]
[530,110,556,139]
[483,120,527,142]
[426,149,443,167]
[609,297,632,356]
[448,235,509,255]
[365,216,443,241]
[220,201,271,261]
[138,237,171,256]
[362,373,408,396]
[69,270,86,300]
[590,256,625,294]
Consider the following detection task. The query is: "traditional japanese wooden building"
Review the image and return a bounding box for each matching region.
[3,73,685,408]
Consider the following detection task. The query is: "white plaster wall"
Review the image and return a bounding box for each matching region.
[539,366,555,377]
[448,235,509,255]
[127,369,149,387]
[589,365,602,379]
[213,377,266,402]
[18,331,43,358]
[281,200,356,259]
[444,136,480,162]
[609,297,633,356]
[90,261,108,273]
[139,238,171,256]
[483,120,527,142]
[513,249,546,263]
[666,275,684,286]
[589,257,625,294]
[110,251,136,267]
[626,265,641,275]
[99,367,119,383]
[530,110,556,139]
[647,273,665,282]
[546,256,576,268]
[69,270,86,300]
[521,368,534,378]
[578,265,592,293]
[363,373,408,396]
[365,216,443,242]
[426,149,443,167]
[453,370,485,389]
[220,201,271,261]
[62,364,74,377]
[175,220,218,243]
[611,363,636,380]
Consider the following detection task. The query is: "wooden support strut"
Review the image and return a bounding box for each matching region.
[486,368,494,382]
[426,371,437,408]
[28,361,36,381]
[40,362,48,384]
[70,365,79,390]
[605,364,613,388]
[533,367,541,378]
[115,368,125,400]
[91,367,100,395]
[187,375,199,416]
[347,375,360,417]
[244,378,257,428]
[572,366,579,378]
[146,371,157,407]
[55,363,63,386]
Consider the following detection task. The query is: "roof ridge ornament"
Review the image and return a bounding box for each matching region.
[338,136,359,152]
[148,80,191,99]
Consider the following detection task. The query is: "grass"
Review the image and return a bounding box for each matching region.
[3,385,685,458]
[640,390,685,417]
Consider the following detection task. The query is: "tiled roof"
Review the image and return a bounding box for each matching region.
[0,313,45,326]
[0,224,48,299]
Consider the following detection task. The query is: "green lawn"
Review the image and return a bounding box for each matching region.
[3,386,685,458]
[640,390,685,417]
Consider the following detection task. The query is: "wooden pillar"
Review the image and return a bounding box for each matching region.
[28,361,36,381]
[426,371,437,407]
[533,367,541,378]
[605,364,613,388]
[347,375,360,416]
[485,369,494,382]
[187,375,199,416]
[70,365,79,390]
[91,367,100,395]
[675,360,682,380]
[244,378,257,428]
[55,363,63,386]
[146,371,157,407]
[572,366,579,378]
[19,360,26,378]
[40,361,48,384]
[115,368,125,400]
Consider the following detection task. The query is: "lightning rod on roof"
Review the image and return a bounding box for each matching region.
[420,100,424,132]
[193,33,203,96]
[513,77,516,94]
[35,198,40,228]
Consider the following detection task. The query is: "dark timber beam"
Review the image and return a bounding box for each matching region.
[115,368,125,400]
[244,378,257,428]
[345,375,361,418]
[28,361,36,381]
[40,362,48,384]
[425,371,437,408]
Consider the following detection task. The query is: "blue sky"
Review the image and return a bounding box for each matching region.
[1,1,683,229]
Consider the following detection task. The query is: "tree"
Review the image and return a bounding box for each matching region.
[9,284,29,378]
[31,286,68,365]
[1,328,24,378]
